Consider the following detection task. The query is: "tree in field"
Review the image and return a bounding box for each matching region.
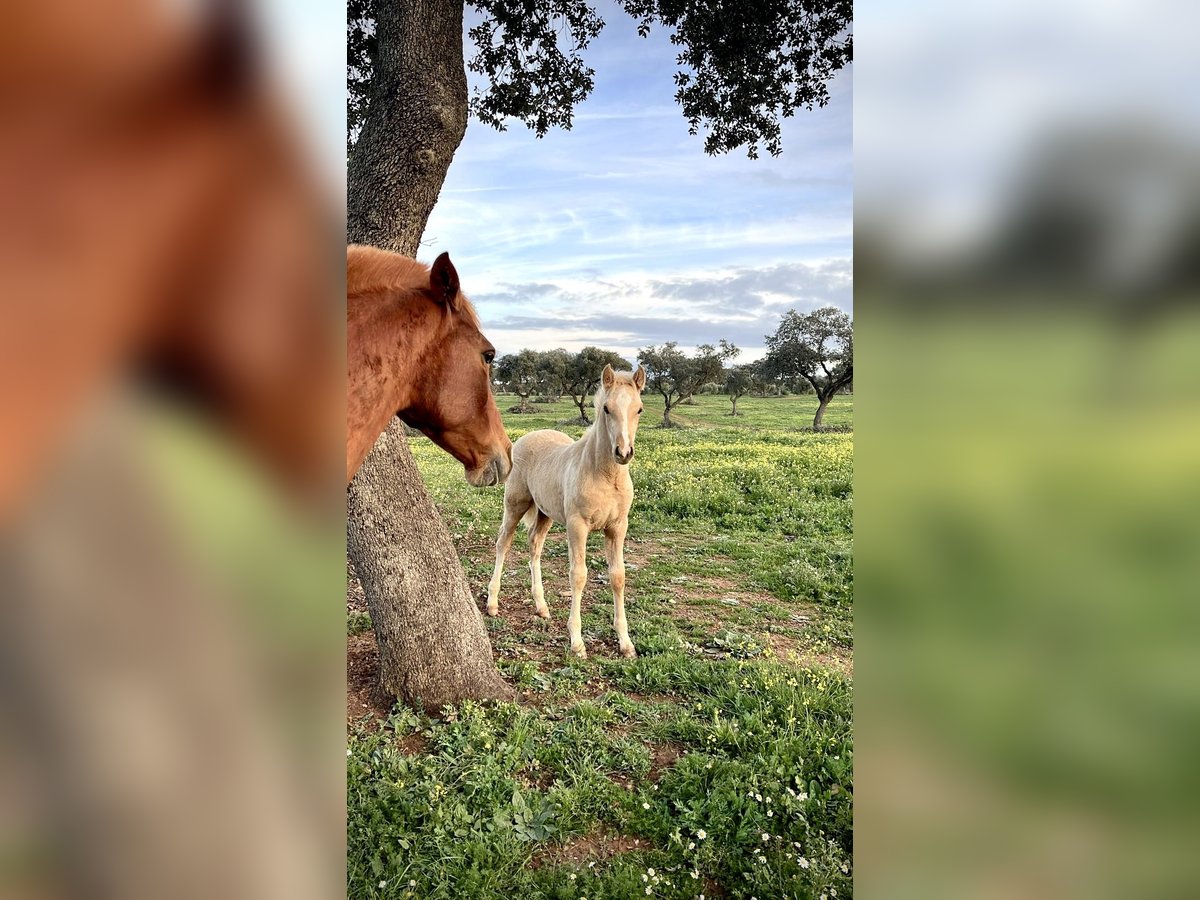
[763,307,853,429]
[346,0,851,708]
[494,350,541,412]
[638,340,738,427]
[725,364,755,416]
[534,348,571,402]
[564,347,631,423]
[749,362,774,397]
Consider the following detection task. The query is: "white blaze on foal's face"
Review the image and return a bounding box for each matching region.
[598,364,647,465]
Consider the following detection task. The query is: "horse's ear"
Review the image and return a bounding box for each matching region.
[601,364,615,390]
[633,365,646,391]
[430,252,461,310]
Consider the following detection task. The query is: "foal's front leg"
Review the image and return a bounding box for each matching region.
[565,516,590,659]
[605,522,636,658]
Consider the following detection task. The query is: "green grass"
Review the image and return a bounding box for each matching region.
[348,392,853,899]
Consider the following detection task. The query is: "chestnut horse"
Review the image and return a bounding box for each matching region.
[346,245,512,487]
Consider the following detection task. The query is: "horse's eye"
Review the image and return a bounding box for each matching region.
[482,349,495,365]
[603,404,610,415]
[637,407,643,415]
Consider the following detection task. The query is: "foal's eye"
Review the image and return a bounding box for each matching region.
[482,349,495,365]
[603,404,610,415]
[637,407,643,415]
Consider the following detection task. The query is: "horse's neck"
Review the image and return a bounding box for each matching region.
[578,419,620,479]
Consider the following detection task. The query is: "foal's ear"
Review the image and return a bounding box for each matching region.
[601,364,615,389]
[633,365,646,391]
[430,252,461,310]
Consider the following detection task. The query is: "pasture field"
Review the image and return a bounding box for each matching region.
[347,392,853,900]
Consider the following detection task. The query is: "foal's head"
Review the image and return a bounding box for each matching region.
[408,253,513,486]
[595,364,647,465]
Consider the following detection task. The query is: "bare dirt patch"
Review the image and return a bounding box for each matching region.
[646,742,684,782]
[529,827,647,869]
[346,631,393,727]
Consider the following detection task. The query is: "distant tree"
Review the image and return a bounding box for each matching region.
[748,362,773,397]
[494,349,540,412]
[564,347,630,423]
[681,340,738,406]
[534,348,571,402]
[638,340,738,427]
[763,307,853,429]
[725,364,755,416]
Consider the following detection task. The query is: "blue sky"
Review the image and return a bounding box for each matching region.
[272,0,851,365]
[423,2,853,364]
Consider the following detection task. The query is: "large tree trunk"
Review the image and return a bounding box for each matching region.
[813,394,831,430]
[347,427,512,711]
[347,0,467,253]
[346,0,511,709]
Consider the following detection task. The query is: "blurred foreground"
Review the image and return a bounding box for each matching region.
[857,0,1200,896]
[0,2,343,898]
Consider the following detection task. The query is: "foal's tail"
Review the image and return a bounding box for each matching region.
[520,505,539,531]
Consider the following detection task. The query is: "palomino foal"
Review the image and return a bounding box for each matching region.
[488,365,647,658]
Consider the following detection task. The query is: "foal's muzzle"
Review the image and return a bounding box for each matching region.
[614,447,634,465]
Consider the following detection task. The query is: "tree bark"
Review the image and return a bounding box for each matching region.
[346,0,512,709]
[730,396,739,416]
[347,427,513,711]
[347,0,468,253]
[813,394,831,430]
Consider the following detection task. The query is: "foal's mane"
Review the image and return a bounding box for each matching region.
[347,244,481,330]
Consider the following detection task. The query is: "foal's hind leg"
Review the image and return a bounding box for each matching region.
[487,495,529,616]
[527,512,554,619]
[605,522,636,658]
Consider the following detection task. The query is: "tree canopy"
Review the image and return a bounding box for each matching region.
[638,340,737,426]
[763,306,852,428]
[494,349,542,411]
[564,346,631,422]
[348,0,852,158]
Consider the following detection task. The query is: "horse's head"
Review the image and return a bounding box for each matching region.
[595,364,647,465]
[407,253,512,487]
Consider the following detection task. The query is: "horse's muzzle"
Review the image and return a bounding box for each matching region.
[466,453,511,487]
[614,447,634,465]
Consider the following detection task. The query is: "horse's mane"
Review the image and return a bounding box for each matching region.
[347,244,481,329]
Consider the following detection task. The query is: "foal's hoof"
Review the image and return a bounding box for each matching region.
[485,603,499,617]
[570,643,588,660]
[535,607,551,620]
[620,644,638,659]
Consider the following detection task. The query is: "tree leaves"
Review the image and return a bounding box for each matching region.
[347,0,852,157]
[467,1,605,138]
[763,307,853,396]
